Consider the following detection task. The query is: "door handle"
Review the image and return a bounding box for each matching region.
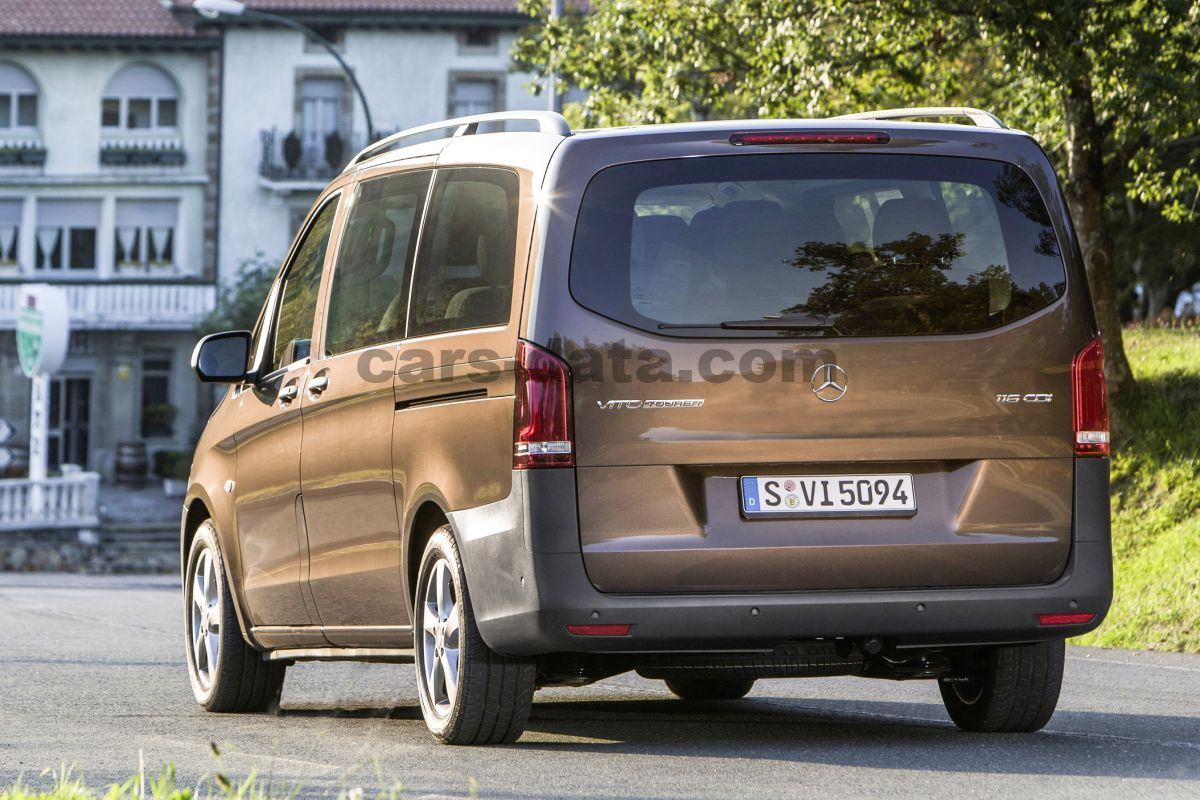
[308,375,330,395]
[278,384,298,404]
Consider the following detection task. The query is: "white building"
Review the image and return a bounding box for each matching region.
[199,0,544,281]
[0,0,543,481]
[0,1,220,477]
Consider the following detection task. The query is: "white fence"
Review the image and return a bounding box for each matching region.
[0,473,101,531]
[0,282,215,330]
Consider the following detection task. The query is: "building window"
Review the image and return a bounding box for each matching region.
[115,199,179,272]
[0,62,38,129]
[295,75,351,172]
[68,332,92,355]
[140,350,175,438]
[449,76,500,118]
[35,199,100,272]
[101,63,179,132]
[304,26,345,53]
[0,199,20,267]
[458,27,498,54]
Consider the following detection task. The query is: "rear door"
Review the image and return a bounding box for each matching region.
[564,151,1081,593]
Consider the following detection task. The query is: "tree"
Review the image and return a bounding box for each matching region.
[515,0,1200,402]
[198,253,276,336]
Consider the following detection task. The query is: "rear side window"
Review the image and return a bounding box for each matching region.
[408,168,519,338]
[570,154,1066,337]
[324,170,431,355]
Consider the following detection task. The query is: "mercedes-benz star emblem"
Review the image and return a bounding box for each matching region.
[811,363,848,403]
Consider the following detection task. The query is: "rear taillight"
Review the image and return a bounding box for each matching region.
[1071,336,1109,457]
[513,340,574,469]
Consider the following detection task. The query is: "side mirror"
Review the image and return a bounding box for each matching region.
[192,330,252,383]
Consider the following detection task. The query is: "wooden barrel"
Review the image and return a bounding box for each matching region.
[114,441,148,485]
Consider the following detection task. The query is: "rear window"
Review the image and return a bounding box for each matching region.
[569,154,1066,337]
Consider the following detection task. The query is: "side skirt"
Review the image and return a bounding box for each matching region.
[264,647,414,663]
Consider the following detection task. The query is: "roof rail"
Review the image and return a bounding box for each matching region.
[345,110,572,172]
[831,106,1006,130]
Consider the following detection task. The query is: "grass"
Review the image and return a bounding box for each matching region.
[0,766,416,800]
[1074,327,1200,652]
[0,745,458,800]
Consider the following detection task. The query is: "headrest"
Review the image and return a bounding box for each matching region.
[872,198,953,248]
[632,214,689,241]
[341,214,396,286]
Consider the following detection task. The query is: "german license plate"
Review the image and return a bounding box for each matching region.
[740,474,916,517]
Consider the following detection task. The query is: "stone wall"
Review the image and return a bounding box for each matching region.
[0,528,178,574]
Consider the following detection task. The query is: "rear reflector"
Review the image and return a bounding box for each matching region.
[1071,336,1110,457]
[730,131,890,146]
[1037,613,1096,626]
[566,624,631,637]
[514,340,574,469]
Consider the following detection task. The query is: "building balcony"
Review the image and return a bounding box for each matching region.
[99,138,186,168]
[258,128,365,192]
[0,280,215,331]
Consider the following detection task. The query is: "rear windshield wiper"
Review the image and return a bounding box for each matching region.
[718,315,836,331]
[657,316,838,334]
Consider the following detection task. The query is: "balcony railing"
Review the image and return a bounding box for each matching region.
[259,128,366,183]
[0,138,46,168]
[0,473,100,532]
[0,280,216,331]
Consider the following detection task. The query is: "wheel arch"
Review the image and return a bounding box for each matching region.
[181,491,258,648]
[405,495,454,613]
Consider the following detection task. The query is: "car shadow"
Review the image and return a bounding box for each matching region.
[273,692,1200,780]
[519,695,1200,778]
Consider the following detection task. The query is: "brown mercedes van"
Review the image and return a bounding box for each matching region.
[184,106,1111,744]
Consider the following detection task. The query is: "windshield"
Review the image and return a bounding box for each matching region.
[569,154,1066,337]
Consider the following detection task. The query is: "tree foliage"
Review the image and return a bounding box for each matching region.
[515,0,1200,401]
[199,253,276,336]
[517,0,1198,212]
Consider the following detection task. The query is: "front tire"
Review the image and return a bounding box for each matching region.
[413,526,536,745]
[665,678,755,701]
[184,520,285,712]
[938,639,1065,732]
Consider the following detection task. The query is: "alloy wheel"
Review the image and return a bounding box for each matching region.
[188,546,222,691]
[417,557,461,720]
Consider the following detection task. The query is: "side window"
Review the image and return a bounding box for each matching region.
[324,170,431,355]
[269,196,338,373]
[408,168,519,338]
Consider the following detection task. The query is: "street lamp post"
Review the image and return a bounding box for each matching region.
[192,0,376,141]
[548,0,563,113]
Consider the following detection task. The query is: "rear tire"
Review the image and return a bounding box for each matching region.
[665,678,755,701]
[938,639,1064,733]
[413,526,536,745]
[184,520,285,713]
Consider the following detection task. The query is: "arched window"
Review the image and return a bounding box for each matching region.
[0,62,38,129]
[101,63,178,132]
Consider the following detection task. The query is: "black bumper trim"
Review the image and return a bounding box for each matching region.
[452,462,1112,657]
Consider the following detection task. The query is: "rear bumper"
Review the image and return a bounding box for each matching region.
[450,460,1112,657]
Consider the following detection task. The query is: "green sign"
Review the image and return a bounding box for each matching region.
[16,303,43,378]
[15,284,69,379]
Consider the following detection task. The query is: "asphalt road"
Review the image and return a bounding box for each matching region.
[1,574,1197,799]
